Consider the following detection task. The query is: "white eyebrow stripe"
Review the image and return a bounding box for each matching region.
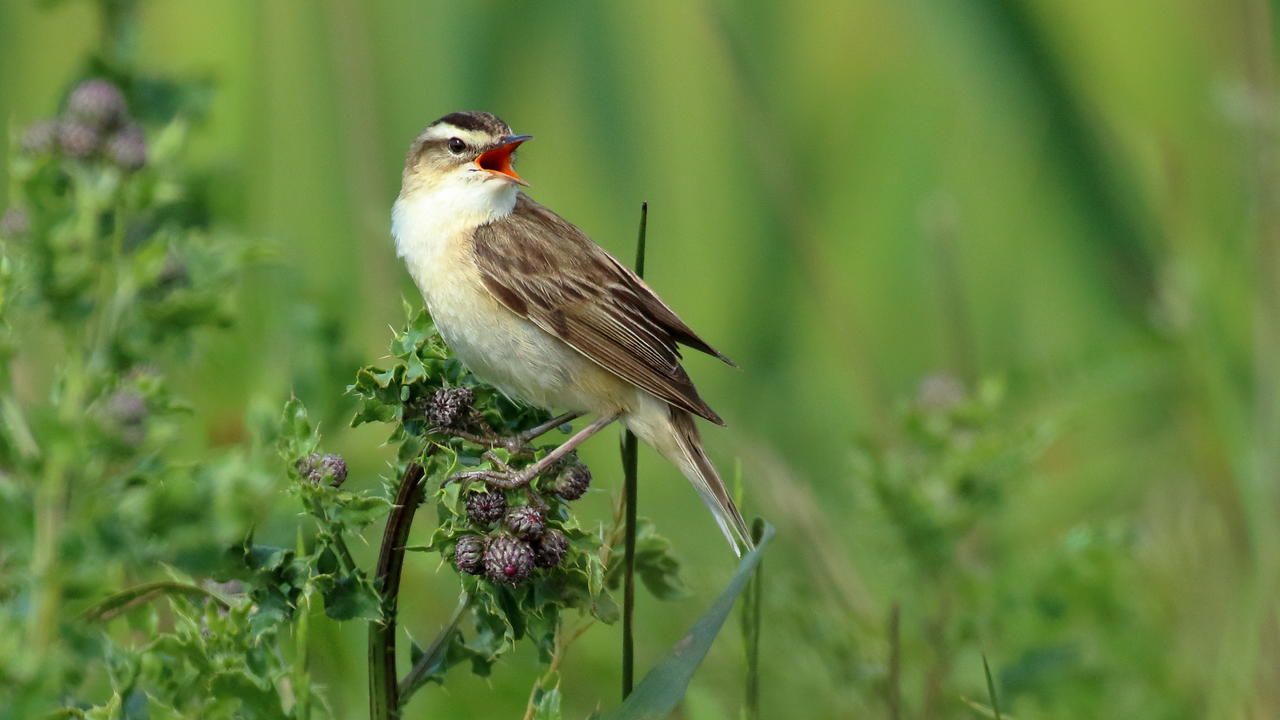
[422,124,492,147]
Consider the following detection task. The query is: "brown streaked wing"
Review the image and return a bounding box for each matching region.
[471,195,726,425]
[598,253,736,367]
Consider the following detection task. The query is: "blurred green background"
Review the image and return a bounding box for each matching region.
[3,0,1277,717]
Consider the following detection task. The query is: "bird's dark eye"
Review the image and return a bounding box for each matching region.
[447,137,466,154]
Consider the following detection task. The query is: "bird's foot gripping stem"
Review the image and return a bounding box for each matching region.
[446,411,619,489]
[446,411,583,456]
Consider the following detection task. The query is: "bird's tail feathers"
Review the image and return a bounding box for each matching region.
[661,409,753,556]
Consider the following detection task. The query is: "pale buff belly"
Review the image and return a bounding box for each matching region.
[418,264,635,415]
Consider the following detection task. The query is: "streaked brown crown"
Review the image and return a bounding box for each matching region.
[430,111,511,137]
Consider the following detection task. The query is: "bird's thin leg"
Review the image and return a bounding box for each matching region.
[517,411,619,479]
[447,412,620,490]
[511,411,583,448]
[441,411,583,455]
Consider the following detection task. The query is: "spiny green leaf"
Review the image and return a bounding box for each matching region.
[606,518,688,601]
[318,573,381,621]
[532,686,563,720]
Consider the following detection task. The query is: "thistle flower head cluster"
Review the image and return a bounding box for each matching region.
[454,484,582,586]
[21,78,147,172]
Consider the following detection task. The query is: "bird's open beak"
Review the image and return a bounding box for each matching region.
[475,135,532,186]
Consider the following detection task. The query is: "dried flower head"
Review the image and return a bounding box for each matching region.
[427,386,474,430]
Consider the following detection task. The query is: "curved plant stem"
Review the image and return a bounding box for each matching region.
[398,592,473,701]
[369,461,427,720]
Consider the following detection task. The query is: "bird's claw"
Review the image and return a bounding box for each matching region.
[445,467,533,490]
[438,428,534,457]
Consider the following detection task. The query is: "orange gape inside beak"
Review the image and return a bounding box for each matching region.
[475,137,530,186]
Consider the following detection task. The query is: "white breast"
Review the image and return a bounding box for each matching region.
[391,182,603,412]
[391,180,517,276]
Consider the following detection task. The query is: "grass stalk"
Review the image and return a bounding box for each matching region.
[621,201,648,699]
[293,528,312,720]
[982,653,1002,720]
[742,518,765,720]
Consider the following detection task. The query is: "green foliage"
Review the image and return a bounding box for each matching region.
[777,376,1186,718]
[13,0,1267,716]
[859,377,1054,578]
[606,517,689,601]
[1,12,696,714]
[0,60,278,716]
[54,296,694,719]
[76,592,299,720]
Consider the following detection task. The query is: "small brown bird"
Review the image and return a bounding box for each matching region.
[392,111,750,555]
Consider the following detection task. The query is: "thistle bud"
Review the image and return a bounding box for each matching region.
[533,529,569,568]
[105,391,147,447]
[297,452,348,486]
[504,505,545,540]
[554,460,591,501]
[106,124,147,171]
[427,386,474,430]
[107,391,148,426]
[483,534,534,586]
[58,121,100,159]
[454,535,487,575]
[318,453,348,486]
[68,79,127,129]
[465,489,506,525]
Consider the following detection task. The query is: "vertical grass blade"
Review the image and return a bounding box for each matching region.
[632,201,648,277]
[741,518,765,720]
[982,652,1002,720]
[621,201,648,699]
